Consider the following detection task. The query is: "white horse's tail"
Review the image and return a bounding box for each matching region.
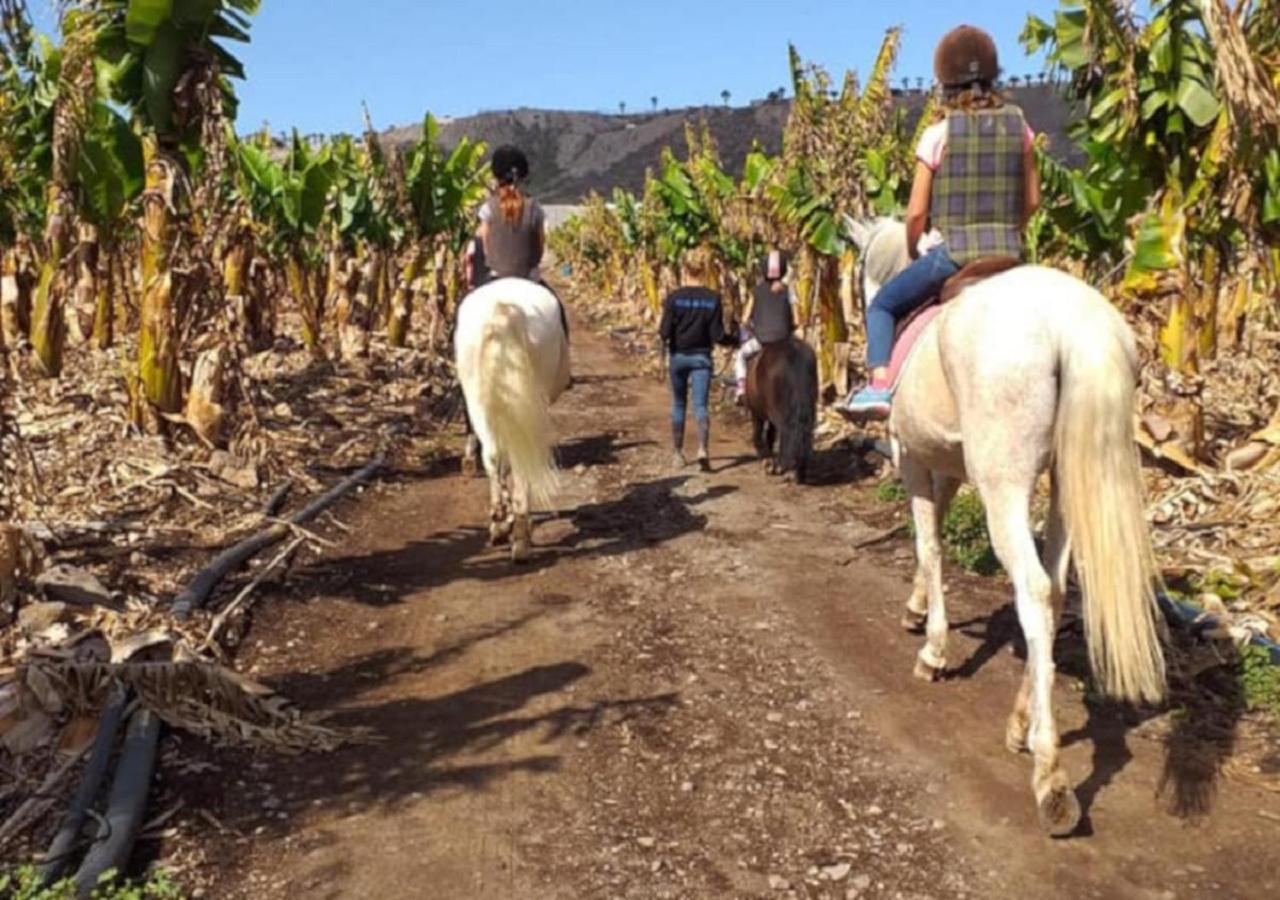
[1055,302,1166,705]
[479,301,558,508]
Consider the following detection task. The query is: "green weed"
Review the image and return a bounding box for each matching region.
[1239,644,1280,718]
[0,867,183,900]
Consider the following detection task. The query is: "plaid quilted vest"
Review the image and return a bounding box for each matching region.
[933,105,1027,264]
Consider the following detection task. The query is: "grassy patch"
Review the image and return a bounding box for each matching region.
[940,489,1001,576]
[874,479,907,503]
[1240,644,1280,718]
[878,481,1000,576]
[0,867,183,900]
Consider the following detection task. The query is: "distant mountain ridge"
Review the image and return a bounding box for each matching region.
[381,86,1080,204]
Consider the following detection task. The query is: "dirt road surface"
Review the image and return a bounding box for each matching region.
[173,316,1280,900]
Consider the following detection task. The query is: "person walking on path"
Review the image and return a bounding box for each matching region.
[659,246,738,470]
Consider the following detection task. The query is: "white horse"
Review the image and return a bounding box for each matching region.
[454,277,570,562]
[847,218,1167,836]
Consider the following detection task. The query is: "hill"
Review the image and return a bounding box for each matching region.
[382,85,1080,204]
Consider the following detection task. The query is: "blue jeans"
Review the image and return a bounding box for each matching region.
[669,352,712,427]
[866,246,960,368]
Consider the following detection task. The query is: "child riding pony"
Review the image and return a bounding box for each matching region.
[840,25,1040,420]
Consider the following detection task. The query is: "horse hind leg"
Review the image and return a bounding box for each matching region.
[752,413,771,464]
[488,455,514,546]
[982,480,1080,837]
[1010,476,1071,755]
[509,471,533,564]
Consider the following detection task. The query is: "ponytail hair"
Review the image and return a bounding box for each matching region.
[936,80,1006,118]
[498,182,526,225]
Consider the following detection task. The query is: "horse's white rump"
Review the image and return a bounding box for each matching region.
[454,277,570,561]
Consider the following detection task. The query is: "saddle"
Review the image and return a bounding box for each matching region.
[883,256,1021,392]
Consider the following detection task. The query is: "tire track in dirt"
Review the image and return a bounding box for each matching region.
[176,317,1280,900]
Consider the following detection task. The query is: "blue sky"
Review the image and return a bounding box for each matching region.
[32,1,1061,134]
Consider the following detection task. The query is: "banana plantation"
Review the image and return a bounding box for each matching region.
[1,0,487,435]
[3,0,1280,896]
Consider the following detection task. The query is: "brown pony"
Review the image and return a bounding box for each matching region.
[744,337,818,483]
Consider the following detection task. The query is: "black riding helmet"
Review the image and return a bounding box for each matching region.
[491,145,530,185]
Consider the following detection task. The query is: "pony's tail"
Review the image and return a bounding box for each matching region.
[779,343,818,481]
[1055,303,1166,705]
[479,301,558,507]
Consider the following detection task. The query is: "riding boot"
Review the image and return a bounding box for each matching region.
[671,421,687,468]
[696,420,711,472]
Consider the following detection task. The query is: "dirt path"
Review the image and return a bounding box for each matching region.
[177,317,1280,900]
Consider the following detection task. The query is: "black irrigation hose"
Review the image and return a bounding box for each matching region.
[36,690,128,888]
[262,479,295,518]
[46,455,389,891]
[71,710,160,899]
[172,455,385,620]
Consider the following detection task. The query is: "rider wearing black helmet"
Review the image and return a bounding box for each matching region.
[473,145,569,338]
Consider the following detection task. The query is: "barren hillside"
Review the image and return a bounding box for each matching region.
[383,85,1079,203]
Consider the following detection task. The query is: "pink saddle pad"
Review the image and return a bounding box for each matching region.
[886,306,942,394]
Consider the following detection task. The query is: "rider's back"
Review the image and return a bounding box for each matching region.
[486,194,545,279]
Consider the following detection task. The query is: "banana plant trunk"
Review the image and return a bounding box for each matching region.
[335,253,366,360]
[30,184,73,377]
[286,249,323,355]
[91,236,115,350]
[387,244,425,347]
[73,222,99,347]
[112,247,135,339]
[817,254,846,392]
[136,139,184,422]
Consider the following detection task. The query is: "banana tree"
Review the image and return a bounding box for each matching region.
[75,101,144,349]
[392,113,487,347]
[0,0,49,352]
[90,0,260,422]
[25,14,95,376]
[237,132,336,354]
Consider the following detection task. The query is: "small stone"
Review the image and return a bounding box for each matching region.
[574,464,588,475]
[821,862,852,881]
[768,875,790,891]
[766,712,783,724]
[17,601,69,633]
[680,781,694,793]
[35,566,115,608]
[851,874,872,891]
[866,805,882,816]
[636,836,656,849]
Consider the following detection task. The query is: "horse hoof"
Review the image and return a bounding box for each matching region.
[901,610,927,633]
[489,524,512,546]
[462,457,479,478]
[1037,784,1081,838]
[511,540,532,564]
[913,657,945,682]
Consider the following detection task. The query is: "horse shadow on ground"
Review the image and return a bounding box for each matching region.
[944,595,1247,836]
[801,442,881,487]
[282,475,736,606]
[555,431,654,469]
[237,652,679,843]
